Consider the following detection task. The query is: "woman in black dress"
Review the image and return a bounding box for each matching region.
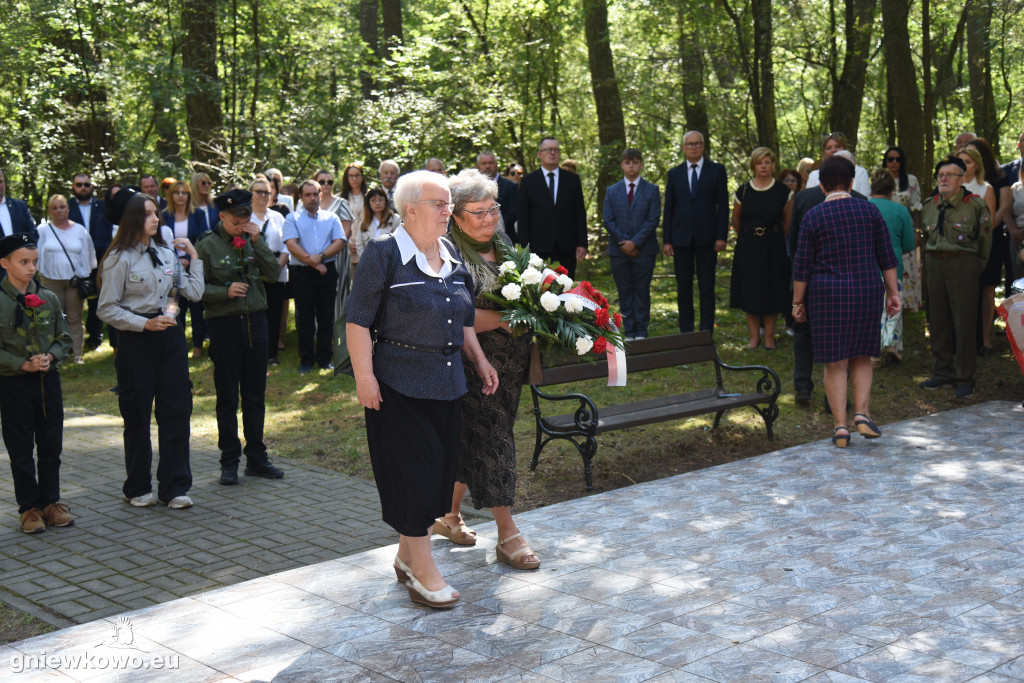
[792,157,901,448]
[346,171,498,609]
[730,147,792,349]
[434,170,540,571]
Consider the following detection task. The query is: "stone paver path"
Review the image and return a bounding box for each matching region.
[3,401,1024,681]
[0,410,486,627]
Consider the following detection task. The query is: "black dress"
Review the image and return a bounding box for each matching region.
[458,237,531,509]
[729,180,791,316]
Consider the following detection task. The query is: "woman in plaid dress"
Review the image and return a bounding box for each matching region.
[792,156,901,447]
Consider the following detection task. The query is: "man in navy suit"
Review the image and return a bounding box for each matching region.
[603,149,661,339]
[0,170,37,278]
[517,137,588,278]
[662,131,729,333]
[476,151,519,242]
[68,172,115,350]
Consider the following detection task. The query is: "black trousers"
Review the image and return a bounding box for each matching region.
[176,296,207,350]
[115,324,193,501]
[264,282,286,361]
[672,245,718,333]
[208,311,269,469]
[85,276,118,349]
[0,371,63,513]
[289,262,338,367]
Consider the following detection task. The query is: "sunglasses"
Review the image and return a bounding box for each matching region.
[885,156,902,163]
[74,182,92,188]
[319,179,334,186]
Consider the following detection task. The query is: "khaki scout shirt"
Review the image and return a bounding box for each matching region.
[0,277,73,375]
[921,188,992,267]
[194,225,280,319]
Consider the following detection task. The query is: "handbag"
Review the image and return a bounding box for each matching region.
[48,224,98,299]
[334,235,398,376]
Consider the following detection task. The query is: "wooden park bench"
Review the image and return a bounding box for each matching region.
[529,331,781,491]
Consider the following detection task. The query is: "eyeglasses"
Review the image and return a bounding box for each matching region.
[253,190,271,197]
[824,132,845,138]
[74,182,92,188]
[510,171,523,176]
[347,172,363,178]
[199,181,210,186]
[462,204,501,218]
[936,172,963,180]
[885,156,902,163]
[683,141,704,148]
[781,177,798,185]
[539,147,560,154]
[419,200,451,211]
[319,179,334,186]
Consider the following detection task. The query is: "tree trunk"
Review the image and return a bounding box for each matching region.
[181,0,224,167]
[583,0,625,217]
[751,0,777,150]
[64,0,116,179]
[676,2,709,138]
[250,0,261,159]
[966,0,997,149]
[828,0,877,153]
[922,0,934,189]
[881,0,925,183]
[381,0,403,53]
[359,0,379,99]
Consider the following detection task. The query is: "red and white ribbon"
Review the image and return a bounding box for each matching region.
[558,292,627,386]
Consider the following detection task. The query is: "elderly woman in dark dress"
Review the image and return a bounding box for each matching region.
[792,156,901,447]
[432,170,540,570]
[346,171,498,609]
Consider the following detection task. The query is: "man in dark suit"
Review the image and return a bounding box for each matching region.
[516,137,588,278]
[603,148,661,339]
[662,131,729,333]
[0,170,37,278]
[140,174,166,210]
[476,151,519,242]
[67,172,115,350]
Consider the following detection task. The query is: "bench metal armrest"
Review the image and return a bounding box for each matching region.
[715,358,782,400]
[531,385,600,432]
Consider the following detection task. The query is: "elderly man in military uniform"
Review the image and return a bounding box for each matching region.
[919,155,992,399]
[195,189,284,485]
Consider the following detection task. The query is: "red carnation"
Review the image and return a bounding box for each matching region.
[23,294,45,308]
[592,336,607,354]
[613,312,623,328]
[555,265,568,275]
[232,236,247,249]
[594,307,609,326]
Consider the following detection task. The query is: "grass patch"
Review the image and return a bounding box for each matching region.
[0,600,55,645]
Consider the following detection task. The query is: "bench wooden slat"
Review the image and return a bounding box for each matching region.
[538,346,717,386]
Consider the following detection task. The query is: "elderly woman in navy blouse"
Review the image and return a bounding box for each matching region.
[346,170,498,609]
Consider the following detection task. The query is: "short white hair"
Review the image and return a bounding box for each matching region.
[379,159,399,173]
[393,170,449,221]
[834,149,857,166]
[683,130,705,145]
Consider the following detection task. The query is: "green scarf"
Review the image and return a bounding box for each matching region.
[449,222,496,267]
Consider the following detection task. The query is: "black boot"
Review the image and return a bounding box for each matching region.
[219,467,239,486]
[245,459,284,479]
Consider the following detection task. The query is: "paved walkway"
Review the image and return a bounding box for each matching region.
[0,410,487,627]
[2,401,1024,681]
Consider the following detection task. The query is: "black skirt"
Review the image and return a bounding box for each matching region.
[365,380,461,536]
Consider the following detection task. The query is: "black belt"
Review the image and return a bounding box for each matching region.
[378,338,461,355]
[746,225,781,236]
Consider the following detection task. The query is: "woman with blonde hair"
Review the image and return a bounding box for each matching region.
[805,133,871,196]
[163,180,210,358]
[730,147,792,350]
[190,172,219,230]
[37,194,97,363]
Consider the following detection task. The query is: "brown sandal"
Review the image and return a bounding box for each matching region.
[496,533,541,570]
[432,514,477,546]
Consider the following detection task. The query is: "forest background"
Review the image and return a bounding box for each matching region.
[0,0,1022,220]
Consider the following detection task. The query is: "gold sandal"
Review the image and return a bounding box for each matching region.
[496,533,541,570]
[432,514,477,546]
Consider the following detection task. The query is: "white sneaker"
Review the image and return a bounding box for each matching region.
[159,496,193,510]
[125,493,156,508]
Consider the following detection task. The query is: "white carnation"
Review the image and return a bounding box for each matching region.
[564,297,584,314]
[521,267,543,285]
[540,291,560,312]
[528,253,544,268]
[575,336,593,355]
[501,283,522,301]
[556,274,573,288]
[498,261,517,275]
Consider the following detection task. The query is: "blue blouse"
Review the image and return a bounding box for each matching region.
[347,227,475,401]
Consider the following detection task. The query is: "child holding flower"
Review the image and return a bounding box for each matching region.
[0,233,74,533]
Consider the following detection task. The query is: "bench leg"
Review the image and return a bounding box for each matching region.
[530,429,544,471]
[759,402,779,439]
[713,410,724,430]
[581,437,597,492]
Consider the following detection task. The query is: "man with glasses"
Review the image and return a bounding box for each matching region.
[516,137,588,278]
[919,155,992,399]
[68,172,114,350]
[663,130,729,333]
[475,151,518,241]
[283,180,346,374]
